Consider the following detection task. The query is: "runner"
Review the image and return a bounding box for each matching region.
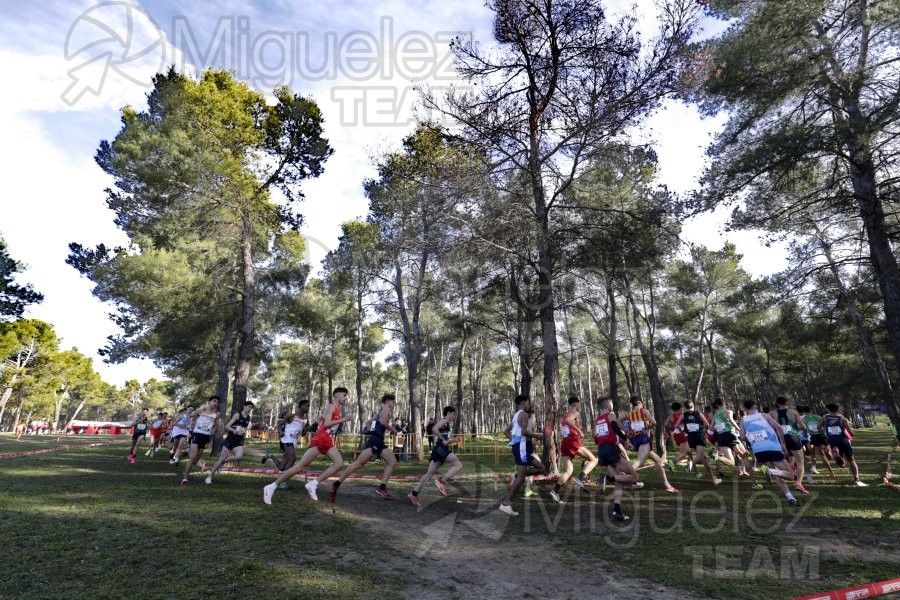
[168,406,193,465]
[824,404,867,486]
[800,405,835,478]
[408,406,465,508]
[682,400,722,485]
[331,394,400,501]
[549,396,598,503]
[627,397,677,493]
[711,398,752,479]
[499,395,546,516]
[262,387,352,504]
[203,401,254,484]
[594,396,639,521]
[180,397,222,486]
[127,408,150,463]
[769,396,809,493]
[739,400,800,506]
[263,401,310,472]
[146,411,166,457]
[664,402,693,473]
[159,412,171,451]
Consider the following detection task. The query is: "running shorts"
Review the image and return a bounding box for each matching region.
[511,439,534,466]
[311,431,334,454]
[223,434,244,450]
[364,434,387,458]
[190,432,212,449]
[597,442,622,466]
[829,438,853,458]
[754,450,785,464]
[716,432,740,447]
[632,433,651,450]
[783,434,802,453]
[430,443,451,464]
[560,438,582,459]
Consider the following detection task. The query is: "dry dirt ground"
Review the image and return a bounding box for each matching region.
[314,476,708,600]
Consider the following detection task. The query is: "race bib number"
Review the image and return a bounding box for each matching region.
[233,426,246,436]
[808,423,819,432]
[747,430,767,444]
[781,424,792,435]
[630,420,645,432]
[594,422,609,437]
[561,425,570,437]
[827,426,841,436]
[136,423,146,431]
[687,423,700,433]
[370,419,378,431]
[714,422,727,433]
[196,420,212,433]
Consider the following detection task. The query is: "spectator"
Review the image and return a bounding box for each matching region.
[400,419,410,461]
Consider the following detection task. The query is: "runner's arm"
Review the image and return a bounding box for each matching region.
[224,413,239,435]
[841,416,855,436]
[794,411,807,432]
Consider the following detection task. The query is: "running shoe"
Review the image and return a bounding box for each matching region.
[685,462,693,474]
[712,477,723,486]
[631,482,644,490]
[498,503,519,516]
[262,451,272,464]
[305,481,319,501]
[204,476,212,485]
[168,459,177,465]
[375,488,395,500]
[408,492,421,507]
[601,475,608,493]
[523,489,537,497]
[810,465,819,474]
[329,482,338,503]
[788,498,799,507]
[806,475,816,485]
[760,465,772,482]
[853,479,868,487]
[130,455,136,464]
[664,484,678,493]
[667,459,675,473]
[549,489,562,503]
[180,479,188,487]
[751,483,764,490]
[278,483,289,490]
[262,483,276,505]
[145,449,152,457]
[572,477,588,492]
[794,482,810,494]
[612,511,630,522]
[434,478,447,496]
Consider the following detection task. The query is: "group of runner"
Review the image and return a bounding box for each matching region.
[125,387,869,521]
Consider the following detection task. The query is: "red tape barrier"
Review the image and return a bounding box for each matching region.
[792,577,900,600]
[0,440,123,460]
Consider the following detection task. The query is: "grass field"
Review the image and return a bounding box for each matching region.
[0,427,897,600]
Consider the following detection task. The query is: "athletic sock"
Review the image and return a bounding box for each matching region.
[614,503,622,513]
[379,483,386,491]
[785,491,796,502]
[332,480,341,489]
[578,472,586,480]
[412,490,419,497]
[553,483,561,493]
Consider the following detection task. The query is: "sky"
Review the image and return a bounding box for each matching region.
[0,0,788,386]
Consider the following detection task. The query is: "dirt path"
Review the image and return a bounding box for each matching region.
[321,478,709,600]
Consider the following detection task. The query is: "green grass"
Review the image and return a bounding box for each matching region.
[0,428,896,600]
[540,425,900,600]
[0,439,403,600]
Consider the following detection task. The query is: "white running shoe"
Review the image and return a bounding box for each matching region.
[549,489,562,503]
[204,476,212,485]
[631,482,644,490]
[145,449,152,456]
[853,480,868,487]
[572,477,588,492]
[305,481,319,501]
[810,465,819,474]
[262,483,276,505]
[498,503,518,516]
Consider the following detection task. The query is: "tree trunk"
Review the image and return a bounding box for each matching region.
[607,280,620,411]
[232,207,256,414]
[623,275,667,456]
[216,317,238,410]
[455,327,468,434]
[820,233,900,440]
[706,331,721,399]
